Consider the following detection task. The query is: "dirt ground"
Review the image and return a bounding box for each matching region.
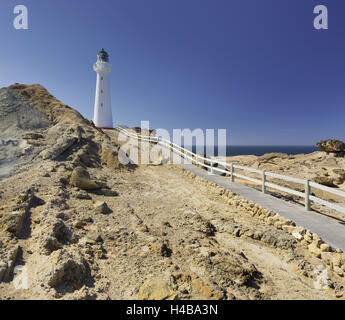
[0,160,343,300]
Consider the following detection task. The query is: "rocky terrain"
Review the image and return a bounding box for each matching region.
[1,84,345,300]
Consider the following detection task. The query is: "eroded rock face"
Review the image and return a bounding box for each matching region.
[69,167,100,190]
[0,84,127,179]
[0,246,20,282]
[2,211,26,236]
[332,169,345,184]
[0,187,37,237]
[40,135,78,160]
[0,88,50,177]
[39,219,73,255]
[317,139,345,155]
[44,249,88,292]
[100,140,122,169]
[72,140,100,168]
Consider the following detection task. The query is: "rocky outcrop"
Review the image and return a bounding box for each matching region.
[0,84,128,178]
[0,246,20,282]
[332,169,345,185]
[2,211,27,236]
[8,84,88,126]
[39,216,73,255]
[317,139,345,156]
[72,140,100,168]
[0,88,50,177]
[40,135,78,160]
[0,187,36,237]
[43,249,88,291]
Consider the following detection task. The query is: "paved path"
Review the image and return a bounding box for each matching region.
[179,164,345,252]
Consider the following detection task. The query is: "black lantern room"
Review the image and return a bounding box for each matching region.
[97,48,109,62]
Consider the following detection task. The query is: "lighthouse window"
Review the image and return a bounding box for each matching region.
[101,76,103,80]
[101,89,103,93]
[101,103,103,107]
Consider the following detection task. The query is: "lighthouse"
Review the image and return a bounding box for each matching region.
[93,48,113,129]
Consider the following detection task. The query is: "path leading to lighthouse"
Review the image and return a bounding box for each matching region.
[179,163,345,252]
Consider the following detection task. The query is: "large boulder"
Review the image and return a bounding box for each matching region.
[316,139,345,155]
[69,167,100,190]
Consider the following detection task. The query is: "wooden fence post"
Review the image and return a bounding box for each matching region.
[231,163,234,182]
[262,170,266,194]
[305,179,311,211]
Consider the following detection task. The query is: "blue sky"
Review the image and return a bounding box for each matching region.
[0,0,344,145]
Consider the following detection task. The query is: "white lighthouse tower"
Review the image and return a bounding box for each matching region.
[93,48,113,129]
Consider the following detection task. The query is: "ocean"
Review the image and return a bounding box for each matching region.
[184,145,319,157]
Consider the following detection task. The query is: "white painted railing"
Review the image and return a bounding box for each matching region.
[116,127,345,215]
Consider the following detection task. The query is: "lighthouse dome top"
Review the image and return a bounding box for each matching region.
[97,48,109,62]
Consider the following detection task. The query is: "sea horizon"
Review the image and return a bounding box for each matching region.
[183,145,319,157]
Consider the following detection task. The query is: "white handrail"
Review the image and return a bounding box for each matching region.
[115,127,345,215]
[233,164,262,174]
[234,173,262,185]
[265,171,305,184]
[310,196,345,214]
[265,182,305,198]
[309,181,345,198]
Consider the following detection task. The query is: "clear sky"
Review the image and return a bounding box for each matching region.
[0,0,344,145]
